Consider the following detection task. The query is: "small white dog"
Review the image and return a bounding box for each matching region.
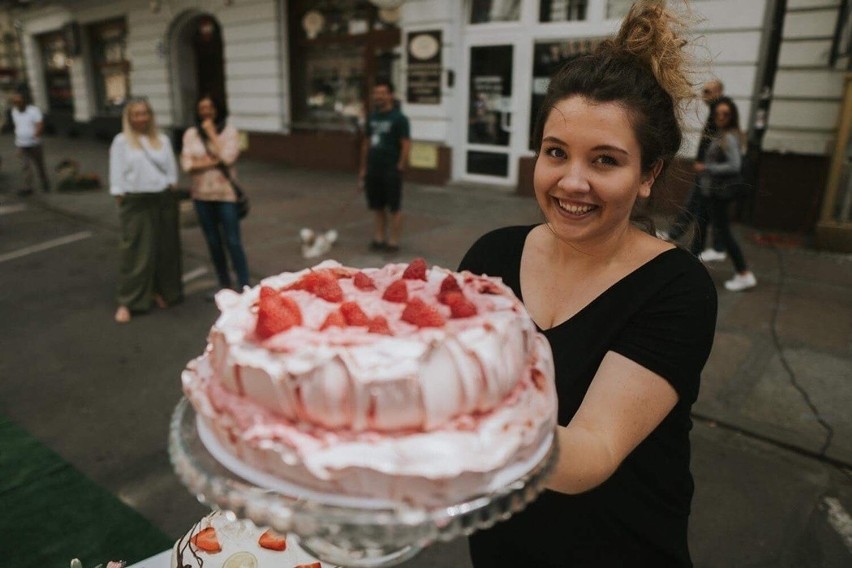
[300,228,339,259]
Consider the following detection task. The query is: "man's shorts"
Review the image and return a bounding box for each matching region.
[365,170,402,212]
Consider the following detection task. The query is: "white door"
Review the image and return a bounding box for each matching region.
[457,33,532,187]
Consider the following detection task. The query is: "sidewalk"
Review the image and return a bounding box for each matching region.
[4,133,852,469]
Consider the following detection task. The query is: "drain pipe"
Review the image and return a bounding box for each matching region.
[743,0,787,222]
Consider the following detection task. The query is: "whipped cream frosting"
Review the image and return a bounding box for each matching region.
[182,260,557,506]
[207,261,539,432]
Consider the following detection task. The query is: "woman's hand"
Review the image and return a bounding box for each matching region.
[693,162,706,173]
[201,118,217,137]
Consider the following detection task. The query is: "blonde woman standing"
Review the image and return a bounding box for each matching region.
[109,98,182,323]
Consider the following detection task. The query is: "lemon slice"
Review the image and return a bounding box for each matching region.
[222,552,258,568]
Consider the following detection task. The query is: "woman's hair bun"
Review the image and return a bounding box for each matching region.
[598,0,693,110]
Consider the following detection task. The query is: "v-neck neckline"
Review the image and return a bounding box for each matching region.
[517,230,679,333]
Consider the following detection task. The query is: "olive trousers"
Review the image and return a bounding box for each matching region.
[116,191,183,311]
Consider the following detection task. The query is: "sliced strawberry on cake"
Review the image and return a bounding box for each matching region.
[190,526,221,553]
[258,529,287,551]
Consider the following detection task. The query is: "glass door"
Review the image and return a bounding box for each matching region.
[466,44,514,179]
[458,31,532,186]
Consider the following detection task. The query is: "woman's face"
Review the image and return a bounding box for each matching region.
[197,98,217,121]
[534,96,654,245]
[128,103,151,133]
[713,103,732,130]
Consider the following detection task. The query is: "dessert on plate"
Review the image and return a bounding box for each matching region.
[172,511,335,568]
[182,259,557,507]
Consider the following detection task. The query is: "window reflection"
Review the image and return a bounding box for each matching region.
[540,0,588,22]
[469,0,521,24]
[300,46,365,129]
[606,0,634,19]
[89,18,129,114]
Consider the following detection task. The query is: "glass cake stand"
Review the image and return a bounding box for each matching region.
[169,397,558,568]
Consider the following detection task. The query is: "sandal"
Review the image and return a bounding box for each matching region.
[369,240,386,251]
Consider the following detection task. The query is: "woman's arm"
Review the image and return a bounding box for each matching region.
[214,126,241,166]
[201,119,223,158]
[180,127,219,173]
[546,351,679,494]
[704,133,742,175]
[163,136,179,187]
[109,136,127,197]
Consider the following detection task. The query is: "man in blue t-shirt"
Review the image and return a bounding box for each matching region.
[358,80,410,253]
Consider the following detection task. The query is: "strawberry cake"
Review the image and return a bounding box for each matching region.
[181,259,556,507]
[171,511,336,568]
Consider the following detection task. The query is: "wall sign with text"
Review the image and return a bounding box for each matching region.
[407,30,442,105]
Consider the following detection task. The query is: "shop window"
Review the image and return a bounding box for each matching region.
[606,0,634,19]
[540,0,588,22]
[529,39,601,148]
[88,18,129,114]
[38,31,73,112]
[289,0,401,131]
[299,45,365,129]
[469,0,521,24]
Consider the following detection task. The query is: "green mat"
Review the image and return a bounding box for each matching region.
[0,415,172,568]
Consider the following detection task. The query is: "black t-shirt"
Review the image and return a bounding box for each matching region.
[365,107,410,173]
[460,226,717,567]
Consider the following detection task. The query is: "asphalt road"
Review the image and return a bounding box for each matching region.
[1,200,851,567]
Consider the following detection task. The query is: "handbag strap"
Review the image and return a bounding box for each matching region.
[137,138,169,177]
[202,136,245,200]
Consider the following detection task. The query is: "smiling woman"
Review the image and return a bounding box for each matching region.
[459,1,718,566]
[534,98,655,246]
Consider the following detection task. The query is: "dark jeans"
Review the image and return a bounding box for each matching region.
[708,197,748,273]
[670,184,723,252]
[193,200,250,289]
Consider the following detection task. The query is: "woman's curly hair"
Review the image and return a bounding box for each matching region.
[533,0,694,176]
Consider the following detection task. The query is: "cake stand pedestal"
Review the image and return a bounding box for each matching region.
[168,397,557,568]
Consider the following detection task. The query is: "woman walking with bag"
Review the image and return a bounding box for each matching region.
[180,95,250,296]
[110,97,182,323]
[694,97,757,291]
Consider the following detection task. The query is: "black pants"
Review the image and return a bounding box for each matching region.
[670,184,723,253]
[709,196,748,273]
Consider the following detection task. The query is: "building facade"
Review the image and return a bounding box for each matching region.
[5,0,851,241]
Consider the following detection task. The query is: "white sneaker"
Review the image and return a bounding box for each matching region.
[724,272,757,292]
[699,249,728,262]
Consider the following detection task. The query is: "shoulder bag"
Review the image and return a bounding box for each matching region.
[707,139,749,201]
[203,138,250,219]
